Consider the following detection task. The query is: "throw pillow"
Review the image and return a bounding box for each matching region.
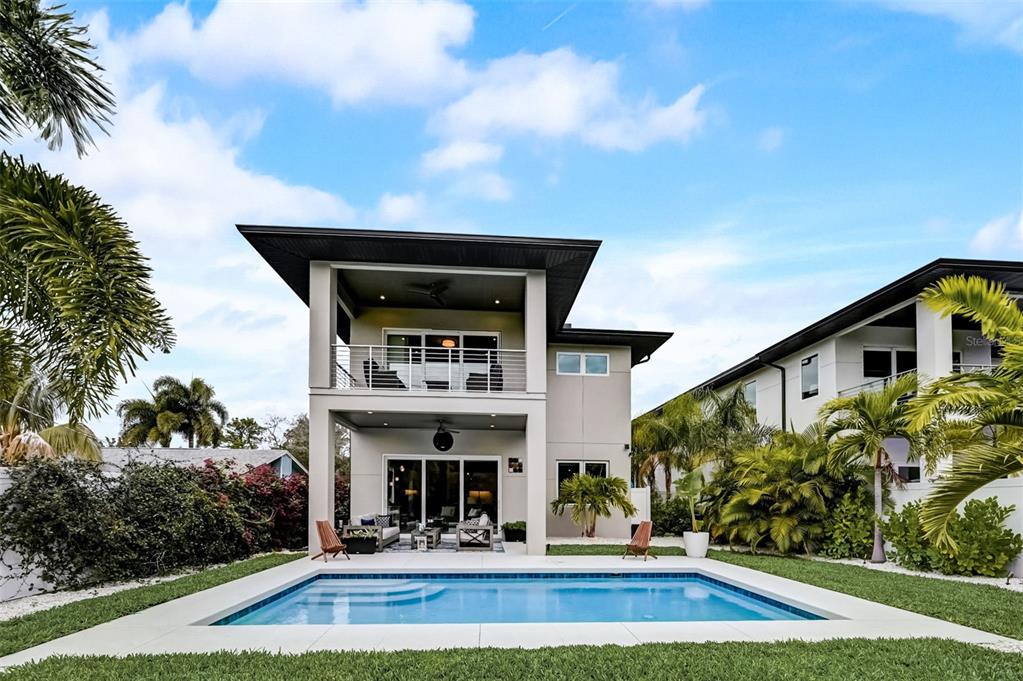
[479,513,490,527]
[360,517,375,526]
[375,514,391,528]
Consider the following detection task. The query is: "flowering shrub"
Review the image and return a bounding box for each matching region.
[0,457,316,589]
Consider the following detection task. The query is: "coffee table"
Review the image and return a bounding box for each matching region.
[411,526,442,550]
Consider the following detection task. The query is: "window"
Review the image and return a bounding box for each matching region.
[556,460,608,495]
[862,347,916,379]
[557,353,581,374]
[743,381,757,408]
[863,350,891,378]
[585,354,610,375]
[801,354,819,399]
[898,466,921,483]
[557,352,610,376]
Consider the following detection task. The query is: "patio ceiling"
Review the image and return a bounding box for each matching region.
[335,411,527,431]
[339,268,525,313]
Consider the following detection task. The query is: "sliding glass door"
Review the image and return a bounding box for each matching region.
[383,456,500,531]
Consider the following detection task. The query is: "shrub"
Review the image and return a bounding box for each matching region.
[882,501,934,571]
[931,498,1023,577]
[0,457,310,589]
[819,488,875,560]
[650,492,691,536]
[883,498,1023,576]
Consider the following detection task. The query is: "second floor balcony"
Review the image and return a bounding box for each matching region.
[332,344,527,394]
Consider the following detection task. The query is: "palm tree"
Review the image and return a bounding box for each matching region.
[0,154,175,423]
[117,376,228,448]
[719,425,835,554]
[820,372,921,563]
[0,371,99,464]
[0,0,115,155]
[551,475,637,537]
[906,275,1023,549]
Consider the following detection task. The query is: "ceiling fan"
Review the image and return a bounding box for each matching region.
[407,279,450,306]
[433,419,460,452]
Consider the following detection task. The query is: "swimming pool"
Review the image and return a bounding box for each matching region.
[213,572,824,625]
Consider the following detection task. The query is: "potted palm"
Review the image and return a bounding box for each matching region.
[551,475,637,537]
[677,468,709,558]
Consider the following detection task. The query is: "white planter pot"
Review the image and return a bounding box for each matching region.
[683,531,710,558]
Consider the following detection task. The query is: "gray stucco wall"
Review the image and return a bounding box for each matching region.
[545,344,633,538]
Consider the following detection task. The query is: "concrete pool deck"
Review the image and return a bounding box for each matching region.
[0,551,1015,668]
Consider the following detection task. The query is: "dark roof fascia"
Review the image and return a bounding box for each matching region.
[551,327,673,366]
[237,224,601,340]
[681,258,1023,397]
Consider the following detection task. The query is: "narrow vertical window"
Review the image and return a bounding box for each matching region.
[801,354,819,399]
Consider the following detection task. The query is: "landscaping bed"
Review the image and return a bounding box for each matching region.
[3,639,1021,680]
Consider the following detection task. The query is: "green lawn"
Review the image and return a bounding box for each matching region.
[0,552,303,658]
[5,639,1021,680]
[547,544,1023,641]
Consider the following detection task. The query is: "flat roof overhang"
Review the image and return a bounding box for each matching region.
[683,258,1023,397]
[238,225,599,339]
[239,225,673,367]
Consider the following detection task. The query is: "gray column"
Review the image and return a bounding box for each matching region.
[309,262,337,389]
[525,402,548,555]
[307,402,336,552]
[525,271,547,395]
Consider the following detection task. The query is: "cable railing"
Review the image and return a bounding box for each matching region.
[837,369,918,398]
[952,363,1000,375]
[331,344,527,393]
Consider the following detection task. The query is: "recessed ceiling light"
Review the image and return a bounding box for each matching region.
[367,411,374,415]
[383,422,389,427]
[379,294,386,300]
[494,299,500,304]
[490,414,496,417]
[489,424,495,428]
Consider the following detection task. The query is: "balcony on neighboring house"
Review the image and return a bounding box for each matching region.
[952,363,1000,374]
[837,369,918,399]
[332,344,527,393]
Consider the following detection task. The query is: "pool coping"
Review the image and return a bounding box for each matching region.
[0,552,1014,668]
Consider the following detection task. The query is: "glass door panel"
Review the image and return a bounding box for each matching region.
[425,460,461,532]
[464,460,498,524]
[386,459,422,531]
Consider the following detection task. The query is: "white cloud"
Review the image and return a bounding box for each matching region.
[758,126,785,152]
[970,211,1023,254]
[376,192,426,224]
[433,48,708,152]
[128,0,475,105]
[869,1,1023,53]
[11,11,361,437]
[421,140,504,174]
[452,171,513,202]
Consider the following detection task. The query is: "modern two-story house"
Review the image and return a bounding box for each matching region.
[240,226,671,555]
[672,258,1023,565]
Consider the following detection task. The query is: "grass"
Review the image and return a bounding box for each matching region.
[0,552,303,658]
[5,639,1021,680]
[546,544,1023,641]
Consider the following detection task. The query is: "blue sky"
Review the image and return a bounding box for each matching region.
[13,1,1022,440]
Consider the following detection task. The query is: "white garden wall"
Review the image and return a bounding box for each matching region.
[0,468,53,603]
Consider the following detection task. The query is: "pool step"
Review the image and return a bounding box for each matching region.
[305,580,423,596]
[296,583,445,606]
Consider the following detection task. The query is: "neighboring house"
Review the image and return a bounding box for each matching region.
[100,448,307,477]
[659,258,1023,566]
[240,225,672,554]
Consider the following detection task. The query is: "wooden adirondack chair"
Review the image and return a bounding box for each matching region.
[311,520,350,562]
[623,520,657,561]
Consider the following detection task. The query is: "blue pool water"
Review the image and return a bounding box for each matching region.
[214,573,822,625]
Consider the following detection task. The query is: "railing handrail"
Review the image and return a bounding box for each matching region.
[837,369,917,397]
[330,343,526,393]
[331,343,525,352]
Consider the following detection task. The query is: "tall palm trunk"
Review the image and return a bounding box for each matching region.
[664,466,672,499]
[871,466,886,563]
